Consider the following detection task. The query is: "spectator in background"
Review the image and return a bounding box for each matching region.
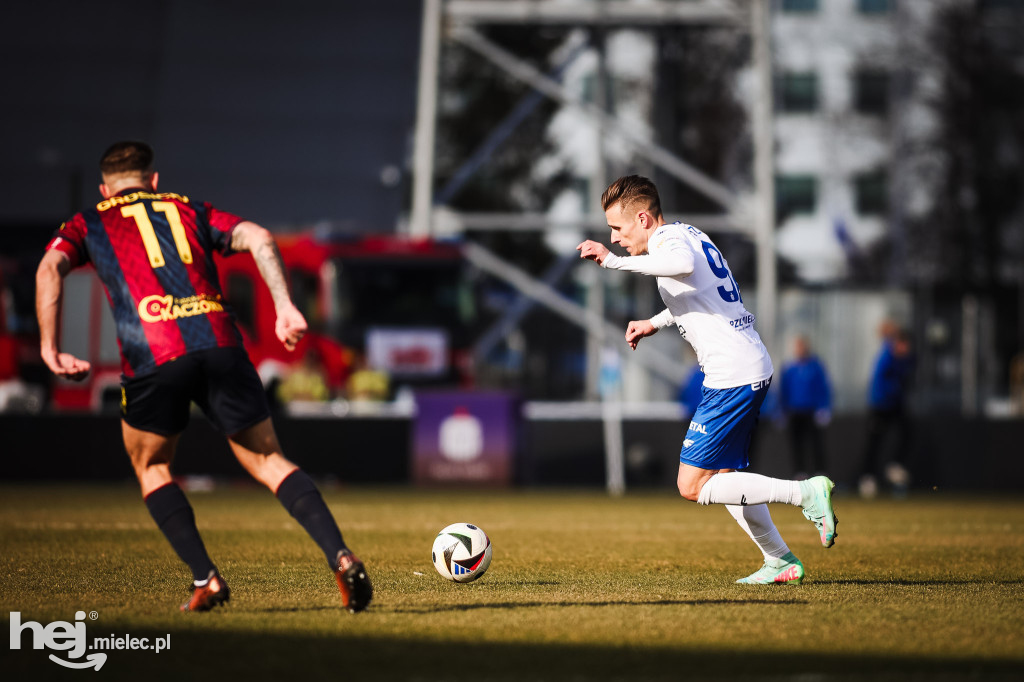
[860,323,915,498]
[347,351,390,402]
[779,336,832,479]
[677,365,705,418]
[277,348,330,403]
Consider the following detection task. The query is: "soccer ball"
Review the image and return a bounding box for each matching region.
[431,522,492,583]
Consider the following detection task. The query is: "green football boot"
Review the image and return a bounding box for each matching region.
[800,475,838,547]
[736,552,804,585]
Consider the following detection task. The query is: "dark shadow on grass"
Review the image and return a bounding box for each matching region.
[253,605,344,613]
[824,578,1024,587]
[8,626,1022,682]
[250,597,809,615]
[388,597,809,613]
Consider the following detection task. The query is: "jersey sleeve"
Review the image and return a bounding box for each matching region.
[650,308,675,329]
[44,215,89,268]
[601,231,695,277]
[197,201,245,255]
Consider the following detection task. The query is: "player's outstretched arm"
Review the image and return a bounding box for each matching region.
[230,221,308,351]
[625,319,659,350]
[35,250,91,380]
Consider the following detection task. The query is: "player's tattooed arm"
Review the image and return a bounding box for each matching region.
[231,221,308,350]
[231,222,291,308]
[253,240,290,309]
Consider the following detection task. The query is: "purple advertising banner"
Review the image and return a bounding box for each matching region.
[412,391,518,486]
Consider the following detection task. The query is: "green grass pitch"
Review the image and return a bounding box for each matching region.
[3,483,1023,681]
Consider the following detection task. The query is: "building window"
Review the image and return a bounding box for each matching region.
[854,70,890,114]
[778,73,818,112]
[857,0,891,14]
[854,171,888,215]
[782,0,819,12]
[776,175,817,220]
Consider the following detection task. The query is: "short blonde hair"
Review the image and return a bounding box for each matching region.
[601,175,662,218]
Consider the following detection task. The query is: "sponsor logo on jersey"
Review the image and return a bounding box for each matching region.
[688,422,707,435]
[683,439,695,448]
[729,314,755,330]
[138,294,224,323]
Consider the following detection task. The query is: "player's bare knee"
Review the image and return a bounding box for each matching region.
[235,451,290,490]
[677,482,701,502]
[128,448,169,473]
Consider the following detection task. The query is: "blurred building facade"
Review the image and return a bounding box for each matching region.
[437,0,1024,414]
[774,0,912,283]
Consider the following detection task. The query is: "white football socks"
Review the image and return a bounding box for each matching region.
[725,504,791,560]
[696,472,802,507]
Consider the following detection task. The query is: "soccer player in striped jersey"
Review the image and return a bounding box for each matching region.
[578,175,838,585]
[36,141,372,612]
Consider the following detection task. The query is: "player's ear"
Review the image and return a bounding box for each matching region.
[149,172,159,191]
[99,183,112,199]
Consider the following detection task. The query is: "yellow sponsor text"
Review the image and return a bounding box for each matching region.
[97,192,190,212]
[138,294,224,323]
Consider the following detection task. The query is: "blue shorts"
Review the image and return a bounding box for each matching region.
[679,377,771,471]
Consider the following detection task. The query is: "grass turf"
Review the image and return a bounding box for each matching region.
[2,483,1023,681]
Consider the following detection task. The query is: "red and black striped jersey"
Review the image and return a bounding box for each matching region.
[47,188,245,377]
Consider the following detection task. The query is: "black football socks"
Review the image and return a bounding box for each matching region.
[144,483,217,583]
[275,469,347,566]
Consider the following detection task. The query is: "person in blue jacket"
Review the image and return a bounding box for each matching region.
[860,323,915,497]
[677,365,706,419]
[779,336,832,478]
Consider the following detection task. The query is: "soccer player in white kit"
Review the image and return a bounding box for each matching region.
[578,175,838,584]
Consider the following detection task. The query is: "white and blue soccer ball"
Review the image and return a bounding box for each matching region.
[431,522,492,583]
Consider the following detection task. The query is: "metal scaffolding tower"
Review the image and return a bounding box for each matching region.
[411,0,777,352]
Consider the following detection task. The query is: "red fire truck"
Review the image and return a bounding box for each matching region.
[0,257,47,411]
[47,233,477,411]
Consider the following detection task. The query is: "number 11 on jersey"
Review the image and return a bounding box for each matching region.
[121,201,193,269]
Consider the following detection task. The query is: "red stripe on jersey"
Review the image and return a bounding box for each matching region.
[46,215,89,267]
[178,201,240,349]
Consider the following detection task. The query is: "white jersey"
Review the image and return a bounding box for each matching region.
[601,222,772,389]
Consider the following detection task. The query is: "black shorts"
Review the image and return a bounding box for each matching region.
[121,346,271,436]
